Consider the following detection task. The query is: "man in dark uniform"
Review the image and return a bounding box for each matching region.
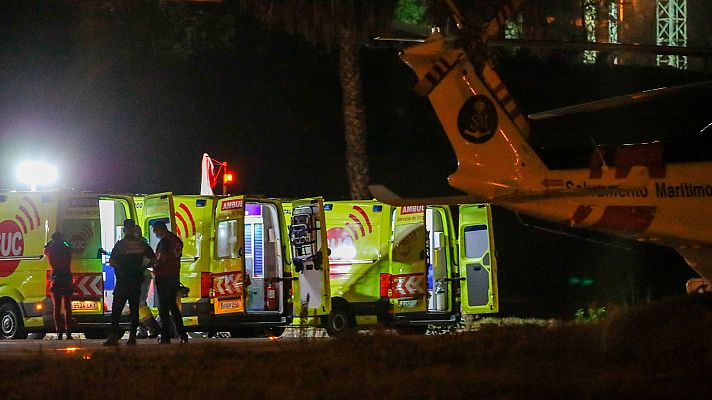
[104,219,155,346]
[152,220,189,344]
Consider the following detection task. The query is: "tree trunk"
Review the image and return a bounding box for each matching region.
[338,27,371,200]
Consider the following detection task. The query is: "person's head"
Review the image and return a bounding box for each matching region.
[152,220,168,239]
[51,231,63,242]
[133,225,142,238]
[123,219,136,238]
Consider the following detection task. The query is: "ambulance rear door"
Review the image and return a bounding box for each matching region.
[212,196,246,315]
[458,204,498,314]
[98,194,137,313]
[60,195,106,316]
[142,193,176,246]
[288,197,331,318]
[388,206,428,314]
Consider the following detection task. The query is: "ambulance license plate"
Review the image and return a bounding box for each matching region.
[71,301,98,311]
[399,300,418,308]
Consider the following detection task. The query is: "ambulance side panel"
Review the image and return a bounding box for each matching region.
[173,195,214,329]
[0,192,55,334]
[324,201,390,306]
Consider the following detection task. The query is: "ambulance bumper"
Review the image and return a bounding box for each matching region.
[199,313,291,331]
[393,312,460,326]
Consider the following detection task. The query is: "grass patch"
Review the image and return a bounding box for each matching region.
[1,296,710,399]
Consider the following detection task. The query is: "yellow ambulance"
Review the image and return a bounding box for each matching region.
[284,200,498,335]
[0,191,137,339]
[130,194,330,337]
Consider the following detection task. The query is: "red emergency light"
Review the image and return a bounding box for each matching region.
[223,172,234,184]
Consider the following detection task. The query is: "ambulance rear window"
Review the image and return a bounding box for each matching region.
[216,220,241,259]
[463,225,489,259]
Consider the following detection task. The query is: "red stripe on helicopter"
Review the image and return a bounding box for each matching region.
[570,205,593,226]
[590,206,656,234]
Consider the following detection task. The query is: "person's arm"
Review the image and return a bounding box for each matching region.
[108,241,122,267]
[144,242,157,270]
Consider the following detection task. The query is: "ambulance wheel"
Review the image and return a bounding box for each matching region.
[395,325,428,335]
[83,329,109,340]
[0,302,27,340]
[325,307,355,337]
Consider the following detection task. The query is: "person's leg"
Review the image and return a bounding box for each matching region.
[137,275,157,338]
[51,291,63,339]
[126,284,140,345]
[168,283,187,342]
[105,282,128,345]
[156,281,172,343]
[63,292,73,338]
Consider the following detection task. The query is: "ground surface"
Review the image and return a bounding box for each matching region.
[0,296,711,399]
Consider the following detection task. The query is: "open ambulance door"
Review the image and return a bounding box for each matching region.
[389,206,428,314]
[97,195,138,313]
[212,196,246,315]
[288,198,331,318]
[459,204,499,314]
[143,193,176,246]
[60,195,107,317]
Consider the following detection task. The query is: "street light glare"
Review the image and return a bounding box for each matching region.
[16,160,58,190]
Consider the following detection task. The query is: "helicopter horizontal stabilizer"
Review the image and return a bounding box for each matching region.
[369,185,484,206]
[529,81,712,121]
[371,176,647,206]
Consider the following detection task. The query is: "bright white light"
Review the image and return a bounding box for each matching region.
[16,161,58,191]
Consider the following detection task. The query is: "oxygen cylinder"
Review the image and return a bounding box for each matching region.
[265,281,278,311]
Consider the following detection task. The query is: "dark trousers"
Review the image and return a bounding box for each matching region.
[110,281,141,337]
[51,291,72,334]
[156,277,186,340]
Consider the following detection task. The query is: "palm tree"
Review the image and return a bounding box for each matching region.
[240,1,399,199]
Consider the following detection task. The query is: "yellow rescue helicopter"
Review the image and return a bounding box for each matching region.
[372,0,712,294]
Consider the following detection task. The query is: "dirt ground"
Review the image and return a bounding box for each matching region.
[0,296,710,400]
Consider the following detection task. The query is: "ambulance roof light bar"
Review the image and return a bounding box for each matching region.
[16,160,58,191]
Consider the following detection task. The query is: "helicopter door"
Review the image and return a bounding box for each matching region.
[459,204,499,315]
[288,197,331,318]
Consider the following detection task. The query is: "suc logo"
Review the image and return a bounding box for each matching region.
[0,220,24,278]
[0,196,41,277]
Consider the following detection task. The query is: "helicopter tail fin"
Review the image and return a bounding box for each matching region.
[400,34,549,200]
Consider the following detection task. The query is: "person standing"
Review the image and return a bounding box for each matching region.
[104,219,154,346]
[133,225,160,339]
[44,232,74,340]
[152,220,188,344]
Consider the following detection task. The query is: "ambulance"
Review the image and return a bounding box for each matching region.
[0,190,327,340]
[0,191,137,339]
[128,194,330,337]
[284,200,498,336]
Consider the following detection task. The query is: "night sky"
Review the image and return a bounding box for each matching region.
[0,2,701,317]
